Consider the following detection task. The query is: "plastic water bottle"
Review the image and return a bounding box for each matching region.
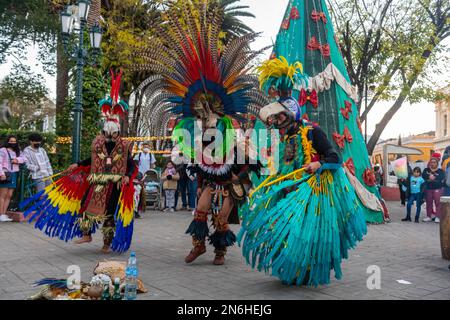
[124,251,138,300]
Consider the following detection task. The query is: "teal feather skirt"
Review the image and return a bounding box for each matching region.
[238,168,367,286]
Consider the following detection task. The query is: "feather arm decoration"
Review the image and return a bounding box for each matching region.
[20,166,92,242]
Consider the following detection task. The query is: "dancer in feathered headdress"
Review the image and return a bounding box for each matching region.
[21,71,137,254]
[134,0,268,265]
[236,56,367,286]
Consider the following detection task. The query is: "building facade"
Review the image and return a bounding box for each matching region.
[434,85,450,155]
[371,132,435,166]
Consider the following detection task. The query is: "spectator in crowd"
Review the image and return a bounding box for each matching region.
[134,142,156,175]
[422,157,445,223]
[374,165,383,194]
[397,161,412,206]
[401,167,426,223]
[0,135,26,222]
[186,164,198,211]
[397,178,407,206]
[162,160,179,212]
[174,153,189,211]
[23,133,53,194]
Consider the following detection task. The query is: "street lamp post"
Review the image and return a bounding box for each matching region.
[60,0,103,163]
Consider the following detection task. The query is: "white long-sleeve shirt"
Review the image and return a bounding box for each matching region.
[23,146,53,179]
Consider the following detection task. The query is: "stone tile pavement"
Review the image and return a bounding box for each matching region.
[0,201,449,300]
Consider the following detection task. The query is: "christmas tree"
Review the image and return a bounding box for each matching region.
[270,0,384,223]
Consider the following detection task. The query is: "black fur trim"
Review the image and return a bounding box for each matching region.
[209,229,236,248]
[185,220,209,240]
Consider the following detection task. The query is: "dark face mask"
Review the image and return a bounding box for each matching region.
[7,143,17,148]
[33,142,41,148]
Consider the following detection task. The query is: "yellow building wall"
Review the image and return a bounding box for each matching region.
[370,140,435,166]
[403,142,434,162]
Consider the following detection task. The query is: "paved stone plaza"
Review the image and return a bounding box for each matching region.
[0,201,449,300]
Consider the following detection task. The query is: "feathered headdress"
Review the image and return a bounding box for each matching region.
[257,56,308,93]
[99,70,129,122]
[134,0,269,140]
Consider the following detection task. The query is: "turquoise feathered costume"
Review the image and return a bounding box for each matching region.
[238,120,367,286]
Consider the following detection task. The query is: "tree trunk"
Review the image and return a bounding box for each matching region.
[366,75,419,154]
[130,91,143,137]
[55,39,69,135]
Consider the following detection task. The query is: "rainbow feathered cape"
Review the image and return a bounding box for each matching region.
[20,166,137,253]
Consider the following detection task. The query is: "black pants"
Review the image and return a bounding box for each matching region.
[399,185,406,205]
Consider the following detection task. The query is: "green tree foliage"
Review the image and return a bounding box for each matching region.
[0,0,59,73]
[100,0,163,136]
[329,0,450,153]
[0,64,50,130]
[164,0,255,41]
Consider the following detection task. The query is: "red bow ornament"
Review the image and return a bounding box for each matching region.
[298,89,318,108]
[340,100,353,120]
[282,7,300,30]
[343,127,353,143]
[333,127,352,149]
[344,158,356,176]
[306,36,320,50]
[319,44,330,57]
[290,7,300,20]
[356,117,363,134]
[363,168,377,187]
[333,132,345,149]
[306,37,331,58]
[281,18,290,30]
[311,10,327,24]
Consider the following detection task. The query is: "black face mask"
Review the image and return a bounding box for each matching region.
[32,143,41,148]
[7,143,17,148]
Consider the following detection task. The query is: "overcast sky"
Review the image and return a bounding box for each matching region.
[0,0,440,140]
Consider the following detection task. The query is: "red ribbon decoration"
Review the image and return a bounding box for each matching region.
[311,10,327,24]
[282,7,300,30]
[298,89,318,108]
[340,100,353,120]
[333,127,352,149]
[344,158,356,176]
[320,44,330,57]
[363,168,377,187]
[281,18,290,30]
[306,37,330,58]
[343,127,353,143]
[290,7,300,20]
[344,100,352,112]
[306,36,320,50]
[333,132,345,149]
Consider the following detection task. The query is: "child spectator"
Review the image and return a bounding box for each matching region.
[401,167,425,223]
[162,161,179,212]
[133,172,145,219]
